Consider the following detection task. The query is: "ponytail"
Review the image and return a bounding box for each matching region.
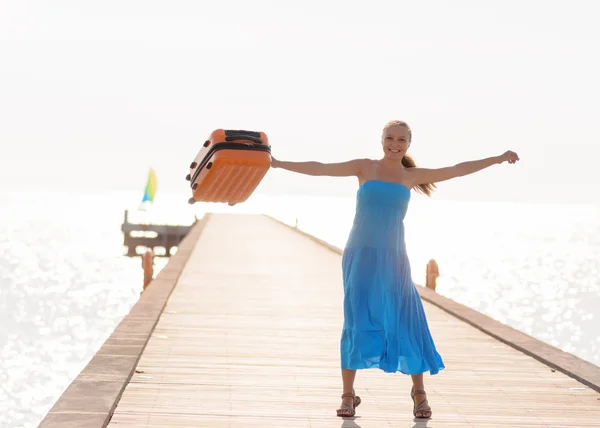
[402,154,436,197]
[401,154,416,168]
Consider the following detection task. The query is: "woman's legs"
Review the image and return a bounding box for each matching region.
[337,369,357,416]
[410,373,432,418]
[337,370,431,418]
[342,368,357,395]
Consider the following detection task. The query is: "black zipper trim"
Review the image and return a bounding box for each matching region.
[190,142,271,186]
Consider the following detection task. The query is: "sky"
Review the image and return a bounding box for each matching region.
[1,0,599,203]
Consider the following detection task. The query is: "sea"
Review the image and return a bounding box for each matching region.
[1,188,599,428]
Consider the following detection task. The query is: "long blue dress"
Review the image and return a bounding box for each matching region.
[340,180,445,375]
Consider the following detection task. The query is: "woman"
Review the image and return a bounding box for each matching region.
[270,120,519,419]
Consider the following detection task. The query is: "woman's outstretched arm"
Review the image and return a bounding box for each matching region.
[408,150,519,185]
[271,157,368,177]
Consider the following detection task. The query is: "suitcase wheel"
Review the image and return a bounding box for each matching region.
[185,174,191,181]
[188,198,196,205]
[206,162,213,170]
[190,161,197,169]
[203,140,210,147]
[192,183,198,190]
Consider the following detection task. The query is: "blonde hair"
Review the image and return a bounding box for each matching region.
[383,120,436,197]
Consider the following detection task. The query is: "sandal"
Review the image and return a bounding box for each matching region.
[336,390,362,417]
[410,387,432,419]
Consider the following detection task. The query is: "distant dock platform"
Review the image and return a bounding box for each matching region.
[121,209,195,257]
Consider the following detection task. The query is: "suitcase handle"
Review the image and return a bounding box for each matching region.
[225,129,261,138]
[224,130,263,144]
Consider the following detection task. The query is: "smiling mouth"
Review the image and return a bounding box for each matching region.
[389,149,402,153]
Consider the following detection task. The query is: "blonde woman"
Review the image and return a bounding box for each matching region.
[271,120,519,418]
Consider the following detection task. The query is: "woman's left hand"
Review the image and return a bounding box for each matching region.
[498,150,520,164]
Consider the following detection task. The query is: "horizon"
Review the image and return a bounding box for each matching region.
[3,179,600,210]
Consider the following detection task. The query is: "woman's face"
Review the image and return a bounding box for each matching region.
[381,125,411,160]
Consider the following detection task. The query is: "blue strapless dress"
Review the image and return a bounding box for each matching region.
[340,180,445,375]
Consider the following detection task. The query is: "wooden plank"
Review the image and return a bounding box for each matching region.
[108,213,600,428]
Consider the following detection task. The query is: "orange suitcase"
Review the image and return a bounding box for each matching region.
[186,129,271,205]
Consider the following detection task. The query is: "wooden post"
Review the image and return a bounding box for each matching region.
[426,259,439,291]
[142,248,154,291]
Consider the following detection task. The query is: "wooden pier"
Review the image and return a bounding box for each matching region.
[39,213,600,428]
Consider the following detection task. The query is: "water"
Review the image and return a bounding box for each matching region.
[1,189,599,428]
